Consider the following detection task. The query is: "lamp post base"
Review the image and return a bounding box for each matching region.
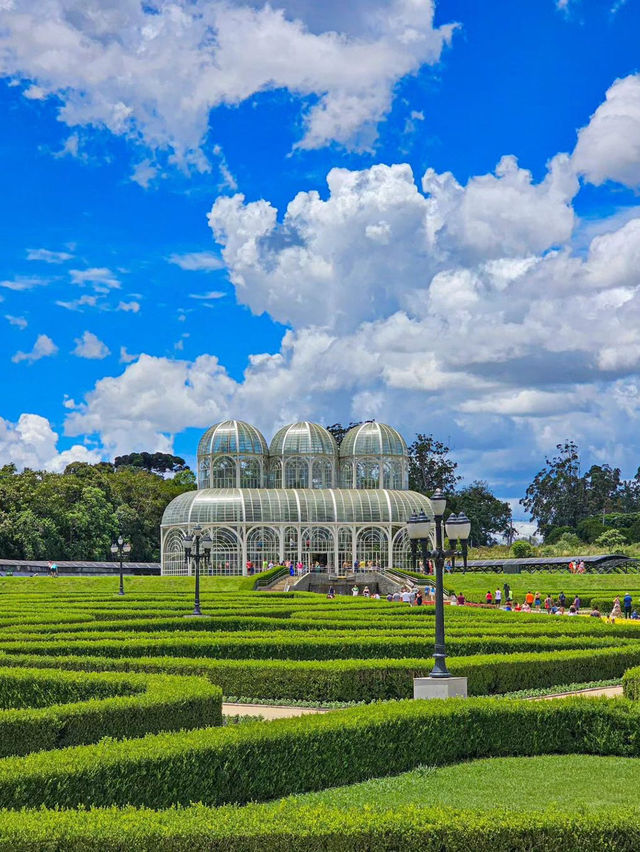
[183,612,211,618]
[413,676,468,700]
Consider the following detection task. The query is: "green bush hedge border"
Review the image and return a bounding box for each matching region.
[0,666,222,757]
[0,695,636,809]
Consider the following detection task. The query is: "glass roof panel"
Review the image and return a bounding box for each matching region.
[162,488,432,526]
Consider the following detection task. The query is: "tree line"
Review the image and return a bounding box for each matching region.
[0,457,195,562]
[521,440,640,545]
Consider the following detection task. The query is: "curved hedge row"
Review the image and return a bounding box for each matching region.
[0,666,222,757]
[0,695,635,809]
[2,643,639,702]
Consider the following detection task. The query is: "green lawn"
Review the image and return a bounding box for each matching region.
[441,572,640,604]
[274,754,640,812]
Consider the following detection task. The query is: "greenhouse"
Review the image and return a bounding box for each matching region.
[161,420,433,575]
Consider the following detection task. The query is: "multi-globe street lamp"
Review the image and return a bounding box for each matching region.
[183,524,212,617]
[407,490,471,678]
[110,535,131,596]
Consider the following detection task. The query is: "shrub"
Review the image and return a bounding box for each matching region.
[594,530,628,553]
[510,541,534,558]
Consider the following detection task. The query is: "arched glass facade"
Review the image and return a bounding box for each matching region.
[163,419,424,574]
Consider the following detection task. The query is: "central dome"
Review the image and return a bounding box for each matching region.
[269,422,337,456]
[269,422,337,489]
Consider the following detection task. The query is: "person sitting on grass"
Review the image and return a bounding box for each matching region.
[632,610,639,620]
[568,605,577,616]
[590,607,601,618]
[456,592,465,606]
[521,602,531,613]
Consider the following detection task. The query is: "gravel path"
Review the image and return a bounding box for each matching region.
[532,685,623,700]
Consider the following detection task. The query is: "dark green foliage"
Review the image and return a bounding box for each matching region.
[0,461,194,561]
[407,433,460,495]
[447,481,512,546]
[113,452,188,474]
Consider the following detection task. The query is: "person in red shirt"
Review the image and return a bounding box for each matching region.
[485,590,493,605]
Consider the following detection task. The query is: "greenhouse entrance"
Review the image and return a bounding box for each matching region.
[311,553,328,568]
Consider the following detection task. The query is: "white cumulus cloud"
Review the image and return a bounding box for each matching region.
[0,0,455,164]
[72,331,110,360]
[11,334,58,364]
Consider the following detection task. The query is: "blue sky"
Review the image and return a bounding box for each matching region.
[1,0,640,525]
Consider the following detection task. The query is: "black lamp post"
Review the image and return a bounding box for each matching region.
[110,535,131,596]
[184,525,212,617]
[407,491,471,678]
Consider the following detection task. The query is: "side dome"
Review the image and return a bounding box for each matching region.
[198,420,268,456]
[268,422,337,490]
[340,422,408,458]
[339,422,408,491]
[197,420,268,490]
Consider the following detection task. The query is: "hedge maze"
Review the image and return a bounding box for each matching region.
[1,574,640,849]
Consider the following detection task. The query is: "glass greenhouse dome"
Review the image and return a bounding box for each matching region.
[162,419,429,575]
[339,422,408,490]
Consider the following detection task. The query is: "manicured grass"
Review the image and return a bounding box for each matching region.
[440,572,640,604]
[275,754,640,812]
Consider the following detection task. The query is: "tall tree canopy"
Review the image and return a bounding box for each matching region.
[326,422,363,446]
[0,461,195,562]
[114,452,188,474]
[408,433,461,496]
[447,481,512,547]
[521,440,640,539]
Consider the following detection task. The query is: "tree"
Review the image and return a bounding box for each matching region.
[408,434,460,496]
[326,422,363,447]
[582,464,623,518]
[511,540,533,558]
[521,441,587,539]
[447,481,512,546]
[114,452,188,474]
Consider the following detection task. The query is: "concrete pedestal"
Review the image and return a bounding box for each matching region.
[413,676,468,700]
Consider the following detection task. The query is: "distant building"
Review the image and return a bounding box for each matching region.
[161,420,433,575]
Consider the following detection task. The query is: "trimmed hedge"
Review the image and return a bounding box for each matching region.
[0,696,636,809]
[622,666,640,699]
[0,632,628,662]
[0,803,637,851]
[3,644,640,703]
[0,666,222,757]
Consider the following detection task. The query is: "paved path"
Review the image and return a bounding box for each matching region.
[532,685,623,701]
[223,702,329,719]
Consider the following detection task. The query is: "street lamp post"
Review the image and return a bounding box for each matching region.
[407,490,471,682]
[184,525,212,617]
[110,536,132,596]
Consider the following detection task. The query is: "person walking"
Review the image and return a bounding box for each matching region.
[485,590,493,605]
[573,595,581,612]
[558,591,566,608]
[525,590,534,606]
[495,587,502,606]
[624,593,633,619]
[503,582,511,601]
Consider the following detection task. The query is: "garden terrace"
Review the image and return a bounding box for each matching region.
[1,574,640,849]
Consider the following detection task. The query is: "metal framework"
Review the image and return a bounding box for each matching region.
[162,419,423,575]
[161,488,434,575]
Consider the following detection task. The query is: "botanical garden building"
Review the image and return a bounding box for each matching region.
[161,420,433,575]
